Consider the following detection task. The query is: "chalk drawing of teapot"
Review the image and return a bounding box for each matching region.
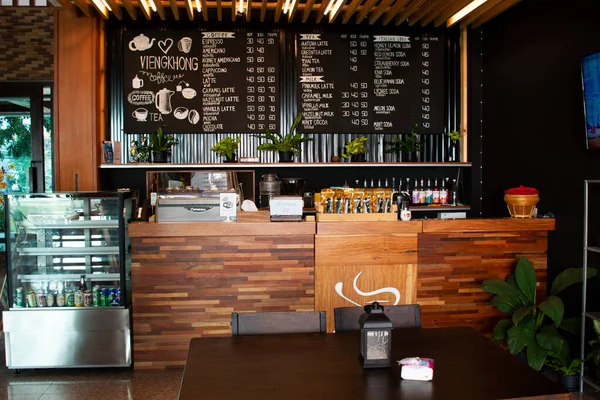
[334,271,401,307]
[129,34,156,51]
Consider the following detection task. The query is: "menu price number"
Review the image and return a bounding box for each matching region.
[420,37,431,129]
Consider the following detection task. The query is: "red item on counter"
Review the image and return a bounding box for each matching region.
[504,185,539,195]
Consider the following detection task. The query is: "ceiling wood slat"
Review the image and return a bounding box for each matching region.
[104,0,123,19]
[315,0,332,23]
[231,0,236,21]
[459,0,503,27]
[260,0,268,21]
[246,0,252,21]
[121,0,138,19]
[184,0,194,20]
[168,0,180,20]
[55,0,80,17]
[72,0,93,17]
[394,0,427,26]
[368,0,393,25]
[340,0,362,24]
[355,0,379,24]
[472,0,521,28]
[89,0,109,18]
[433,0,473,27]
[216,0,222,20]
[288,0,300,21]
[302,0,317,22]
[274,0,284,21]
[420,0,452,26]
[200,0,209,19]
[153,0,166,20]
[138,0,152,19]
[407,0,435,26]
[327,0,344,22]
[380,0,409,25]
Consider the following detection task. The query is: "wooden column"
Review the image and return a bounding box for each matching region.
[54,9,104,191]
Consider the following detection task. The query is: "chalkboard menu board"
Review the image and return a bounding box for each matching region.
[124,29,280,134]
[297,32,444,134]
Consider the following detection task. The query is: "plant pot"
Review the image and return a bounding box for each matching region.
[447,140,460,162]
[224,154,237,163]
[403,151,417,162]
[351,153,366,162]
[152,150,168,163]
[278,151,294,163]
[559,373,579,391]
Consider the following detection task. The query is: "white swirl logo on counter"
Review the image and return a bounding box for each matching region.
[127,90,155,106]
[334,271,401,307]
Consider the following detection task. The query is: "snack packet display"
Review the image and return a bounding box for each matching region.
[321,189,335,214]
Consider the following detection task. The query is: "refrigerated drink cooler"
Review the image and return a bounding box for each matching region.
[2,192,133,369]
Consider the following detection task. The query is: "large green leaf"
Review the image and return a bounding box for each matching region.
[481,279,527,304]
[512,305,534,326]
[491,294,521,313]
[559,317,581,335]
[550,267,598,295]
[515,257,537,305]
[527,338,547,371]
[506,274,519,289]
[507,317,535,355]
[538,296,564,327]
[537,325,564,353]
[492,319,513,343]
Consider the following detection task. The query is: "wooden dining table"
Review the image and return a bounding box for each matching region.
[178,326,569,400]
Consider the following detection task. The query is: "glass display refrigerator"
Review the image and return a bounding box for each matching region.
[2,192,133,369]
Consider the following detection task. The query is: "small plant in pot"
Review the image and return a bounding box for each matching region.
[254,113,312,162]
[385,123,421,162]
[481,256,597,371]
[211,137,241,163]
[150,126,177,163]
[585,319,600,381]
[342,136,368,162]
[545,347,583,391]
[447,130,461,162]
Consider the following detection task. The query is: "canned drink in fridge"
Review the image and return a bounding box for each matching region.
[46,292,55,307]
[108,288,116,306]
[101,288,108,307]
[112,287,121,306]
[26,290,37,307]
[14,287,24,307]
[74,290,84,307]
[83,290,92,307]
[56,291,65,307]
[66,289,75,307]
[36,292,46,307]
[92,286,101,307]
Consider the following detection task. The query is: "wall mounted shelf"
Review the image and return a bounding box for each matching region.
[100,162,472,169]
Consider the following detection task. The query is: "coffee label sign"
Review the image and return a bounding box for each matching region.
[124,29,280,134]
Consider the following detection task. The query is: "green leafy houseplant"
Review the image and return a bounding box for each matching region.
[342,136,368,159]
[254,113,312,155]
[211,137,241,160]
[448,130,461,141]
[150,126,177,152]
[385,123,421,155]
[481,256,597,371]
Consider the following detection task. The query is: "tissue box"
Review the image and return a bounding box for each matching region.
[398,357,434,381]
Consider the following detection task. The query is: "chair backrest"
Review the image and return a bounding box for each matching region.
[333,304,421,332]
[231,311,327,336]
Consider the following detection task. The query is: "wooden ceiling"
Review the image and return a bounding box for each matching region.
[48,0,520,28]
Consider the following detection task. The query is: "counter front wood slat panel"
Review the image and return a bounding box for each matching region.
[422,218,555,233]
[417,230,550,332]
[317,220,422,235]
[129,221,316,237]
[132,232,315,369]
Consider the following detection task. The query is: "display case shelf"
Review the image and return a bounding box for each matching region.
[17,246,120,256]
[100,162,472,169]
[27,220,119,229]
[17,273,121,282]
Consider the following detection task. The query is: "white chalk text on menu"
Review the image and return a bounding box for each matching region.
[297,32,444,134]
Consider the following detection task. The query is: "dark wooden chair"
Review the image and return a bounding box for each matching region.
[333,304,421,332]
[231,311,327,336]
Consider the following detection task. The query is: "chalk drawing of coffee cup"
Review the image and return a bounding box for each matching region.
[132,75,144,89]
[182,87,197,99]
[132,108,148,122]
[178,37,193,53]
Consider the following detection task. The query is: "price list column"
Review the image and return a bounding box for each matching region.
[245,31,279,133]
[418,36,443,133]
[340,34,370,132]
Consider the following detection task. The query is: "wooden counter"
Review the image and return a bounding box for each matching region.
[130,221,316,369]
[129,218,555,368]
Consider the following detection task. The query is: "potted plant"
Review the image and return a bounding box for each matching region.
[545,350,583,391]
[254,113,312,162]
[150,126,177,163]
[385,123,421,162]
[481,256,597,371]
[447,130,461,162]
[585,319,600,380]
[211,137,241,163]
[342,136,368,162]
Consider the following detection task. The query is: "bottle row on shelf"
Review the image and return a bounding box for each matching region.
[13,275,122,308]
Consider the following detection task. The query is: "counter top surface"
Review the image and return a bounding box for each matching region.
[422,218,555,233]
[129,221,316,237]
